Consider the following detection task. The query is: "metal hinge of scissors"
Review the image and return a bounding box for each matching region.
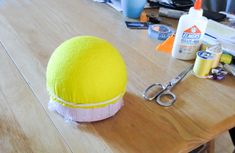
[142,64,193,107]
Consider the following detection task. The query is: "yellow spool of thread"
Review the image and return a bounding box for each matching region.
[193,51,215,78]
[206,45,222,68]
[220,53,232,64]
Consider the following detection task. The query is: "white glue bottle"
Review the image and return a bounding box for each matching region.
[172,0,208,60]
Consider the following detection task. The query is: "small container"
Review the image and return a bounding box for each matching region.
[206,45,222,68]
[122,0,146,19]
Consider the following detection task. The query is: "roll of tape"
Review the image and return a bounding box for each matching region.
[193,51,215,78]
[148,24,174,40]
[220,53,232,64]
[206,45,222,68]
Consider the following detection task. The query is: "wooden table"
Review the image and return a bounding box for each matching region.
[0,0,234,153]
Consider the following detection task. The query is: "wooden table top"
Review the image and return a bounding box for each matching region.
[0,0,234,153]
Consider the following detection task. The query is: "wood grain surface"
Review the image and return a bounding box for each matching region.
[0,0,234,153]
[0,44,71,153]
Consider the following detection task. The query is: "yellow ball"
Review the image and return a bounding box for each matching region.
[46,36,127,109]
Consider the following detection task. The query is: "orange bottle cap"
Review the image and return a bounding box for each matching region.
[194,0,202,10]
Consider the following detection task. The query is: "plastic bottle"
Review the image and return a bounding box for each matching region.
[172,0,208,60]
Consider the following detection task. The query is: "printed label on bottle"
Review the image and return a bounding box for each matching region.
[178,25,202,57]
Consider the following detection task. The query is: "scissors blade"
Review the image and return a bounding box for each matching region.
[168,64,194,87]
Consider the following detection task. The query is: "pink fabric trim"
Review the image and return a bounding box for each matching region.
[48,98,124,122]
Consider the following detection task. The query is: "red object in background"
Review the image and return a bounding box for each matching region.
[194,0,202,10]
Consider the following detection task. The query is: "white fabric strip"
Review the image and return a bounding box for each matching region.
[48,98,124,122]
[48,90,124,107]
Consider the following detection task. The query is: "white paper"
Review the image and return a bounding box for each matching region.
[206,19,235,44]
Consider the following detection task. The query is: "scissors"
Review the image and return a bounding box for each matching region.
[142,65,193,107]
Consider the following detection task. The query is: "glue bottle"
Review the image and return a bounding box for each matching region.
[172,0,208,60]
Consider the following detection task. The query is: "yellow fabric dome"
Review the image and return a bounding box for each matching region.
[46,36,127,109]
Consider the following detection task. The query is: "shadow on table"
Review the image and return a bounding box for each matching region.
[77,92,186,153]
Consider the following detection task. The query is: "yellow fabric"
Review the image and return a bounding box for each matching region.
[46,36,127,108]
